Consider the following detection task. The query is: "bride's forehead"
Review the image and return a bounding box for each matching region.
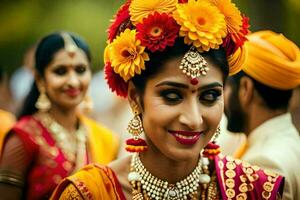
[151,58,222,81]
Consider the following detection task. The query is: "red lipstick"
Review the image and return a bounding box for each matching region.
[168,130,202,145]
[64,88,80,97]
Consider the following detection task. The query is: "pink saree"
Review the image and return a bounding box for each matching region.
[12,116,89,199]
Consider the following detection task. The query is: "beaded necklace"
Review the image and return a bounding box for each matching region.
[128,153,212,200]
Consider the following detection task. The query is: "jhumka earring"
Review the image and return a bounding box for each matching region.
[125,107,148,153]
[179,47,209,85]
[203,126,221,160]
[35,86,51,112]
[80,95,94,114]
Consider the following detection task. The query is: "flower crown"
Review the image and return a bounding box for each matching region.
[104,0,250,97]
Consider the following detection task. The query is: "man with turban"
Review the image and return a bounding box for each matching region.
[224,30,300,199]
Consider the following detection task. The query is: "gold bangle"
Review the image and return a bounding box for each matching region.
[0,170,24,188]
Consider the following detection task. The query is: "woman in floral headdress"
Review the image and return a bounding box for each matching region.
[0,32,119,200]
[52,0,284,199]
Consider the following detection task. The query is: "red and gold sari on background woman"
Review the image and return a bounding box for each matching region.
[51,154,284,200]
[0,114,119,199]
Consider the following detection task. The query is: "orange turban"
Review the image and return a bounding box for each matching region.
[243,30,300,90]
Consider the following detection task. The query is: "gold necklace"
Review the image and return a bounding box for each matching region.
[39,113,87,172]
[128,153,212,200]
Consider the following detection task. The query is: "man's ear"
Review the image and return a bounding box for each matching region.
[127,81,142,113]
[239,76,254,108]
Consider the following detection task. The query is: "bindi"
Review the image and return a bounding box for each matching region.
[190,78,199,85]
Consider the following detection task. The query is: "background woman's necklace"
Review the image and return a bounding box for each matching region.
[40,113,87,172]
[128,153,211,200]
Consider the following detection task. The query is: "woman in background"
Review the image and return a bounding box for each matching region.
[0,32,119,199]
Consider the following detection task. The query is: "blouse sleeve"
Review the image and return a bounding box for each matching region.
[0,132,31,198]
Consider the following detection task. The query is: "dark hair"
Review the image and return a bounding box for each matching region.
[18,32,91,119]
[230,71,293,110]
[132,38,229,96]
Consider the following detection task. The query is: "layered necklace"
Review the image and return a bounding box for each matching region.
[128,153,212,200]
[39,113,87,172]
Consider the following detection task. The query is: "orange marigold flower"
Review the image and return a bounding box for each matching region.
[129,0,177,24]
[136,12,180,52]
[173,0,227,52]
[212,0,250,50]
[108,29,149,81]
[210,0,242,36]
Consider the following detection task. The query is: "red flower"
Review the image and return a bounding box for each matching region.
[107,0,131,42]
[223,15,250,56]
[104,62,128,98]
[240,15,250,35]
[222,35,237,56]
[178,0,188,3]
[136,12,180,52]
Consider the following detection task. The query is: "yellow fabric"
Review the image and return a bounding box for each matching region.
[79,115,119,164]
[243,30,300,90]
[51,164,122,200]
[233,140,248,159]
[0,109,16,151]
[228,45,247,76]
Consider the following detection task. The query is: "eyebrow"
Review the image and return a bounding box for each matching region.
[155,81,223,90]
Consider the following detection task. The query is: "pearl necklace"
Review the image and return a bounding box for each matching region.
[128,153,211,200]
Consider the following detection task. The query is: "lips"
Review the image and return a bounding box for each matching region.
[168,130,202,145]
[64,88,81,97]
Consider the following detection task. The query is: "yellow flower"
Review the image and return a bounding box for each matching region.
[173,0,227,51]
[210,0,242,35]
[129,0,177,24]
[108,29,149,81]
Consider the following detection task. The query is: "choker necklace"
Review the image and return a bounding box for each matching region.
[128,153,211,200]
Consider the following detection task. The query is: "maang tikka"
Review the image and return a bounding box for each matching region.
[61,32,78,57]
[125,107,148,153]
[179,47,209,85]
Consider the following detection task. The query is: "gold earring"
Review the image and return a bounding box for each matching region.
[35,86,51,112]
[80,95,94,114]
[125,107,148,153]
[212,126,221,142]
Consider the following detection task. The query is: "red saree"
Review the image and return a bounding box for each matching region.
[0,115,118,199]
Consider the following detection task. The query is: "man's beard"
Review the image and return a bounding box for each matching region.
[225,88,247,133]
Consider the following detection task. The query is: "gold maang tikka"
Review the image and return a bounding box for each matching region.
[179,47,209,80]
[61,32,78,57]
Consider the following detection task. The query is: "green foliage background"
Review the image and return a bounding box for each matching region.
[0,0,299,75]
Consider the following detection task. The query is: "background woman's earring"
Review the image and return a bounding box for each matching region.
[35,87,51,112]
[81,95,94,114]
[203,126,221,160]
[125,109,148,153]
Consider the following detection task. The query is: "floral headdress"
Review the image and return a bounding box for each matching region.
[104,0,250,97]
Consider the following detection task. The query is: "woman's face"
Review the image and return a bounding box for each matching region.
[140,55,224,162]
[41,49,91,110]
